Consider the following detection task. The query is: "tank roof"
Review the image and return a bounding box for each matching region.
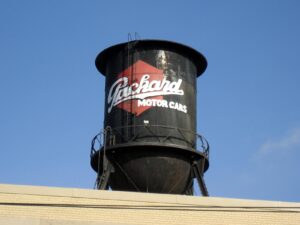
[95,39,207,77]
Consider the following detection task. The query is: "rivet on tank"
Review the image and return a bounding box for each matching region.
[90,39,210,196]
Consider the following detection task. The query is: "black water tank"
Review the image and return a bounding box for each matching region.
[91,40,209,194]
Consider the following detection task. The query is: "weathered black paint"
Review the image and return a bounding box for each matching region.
[91,40,209,194]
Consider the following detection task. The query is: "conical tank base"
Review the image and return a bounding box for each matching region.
[91,145,208,194]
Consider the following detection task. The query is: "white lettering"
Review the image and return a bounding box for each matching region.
[169,101,187,113]
[137,99,168,108]
[107,74,184,113]
[137,99,187,113]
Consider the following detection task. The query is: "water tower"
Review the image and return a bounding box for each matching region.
[90,40,209,196]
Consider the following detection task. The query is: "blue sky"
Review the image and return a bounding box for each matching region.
[0,0,299,202]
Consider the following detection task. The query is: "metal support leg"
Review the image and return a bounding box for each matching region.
[192,159,209,196]
[96,126,114,190]
[97,156,114,190]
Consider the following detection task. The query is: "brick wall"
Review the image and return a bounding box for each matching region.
[0,184,299,225]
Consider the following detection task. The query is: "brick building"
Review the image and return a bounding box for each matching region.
[0,183,299,225]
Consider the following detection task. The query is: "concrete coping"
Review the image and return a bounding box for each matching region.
[0,183,299,209]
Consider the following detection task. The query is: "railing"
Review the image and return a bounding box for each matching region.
[91,125,209,159]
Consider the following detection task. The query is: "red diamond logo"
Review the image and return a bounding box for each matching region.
[116,60,164,116]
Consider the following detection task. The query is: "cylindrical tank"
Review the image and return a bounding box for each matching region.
[91,40,209,194]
